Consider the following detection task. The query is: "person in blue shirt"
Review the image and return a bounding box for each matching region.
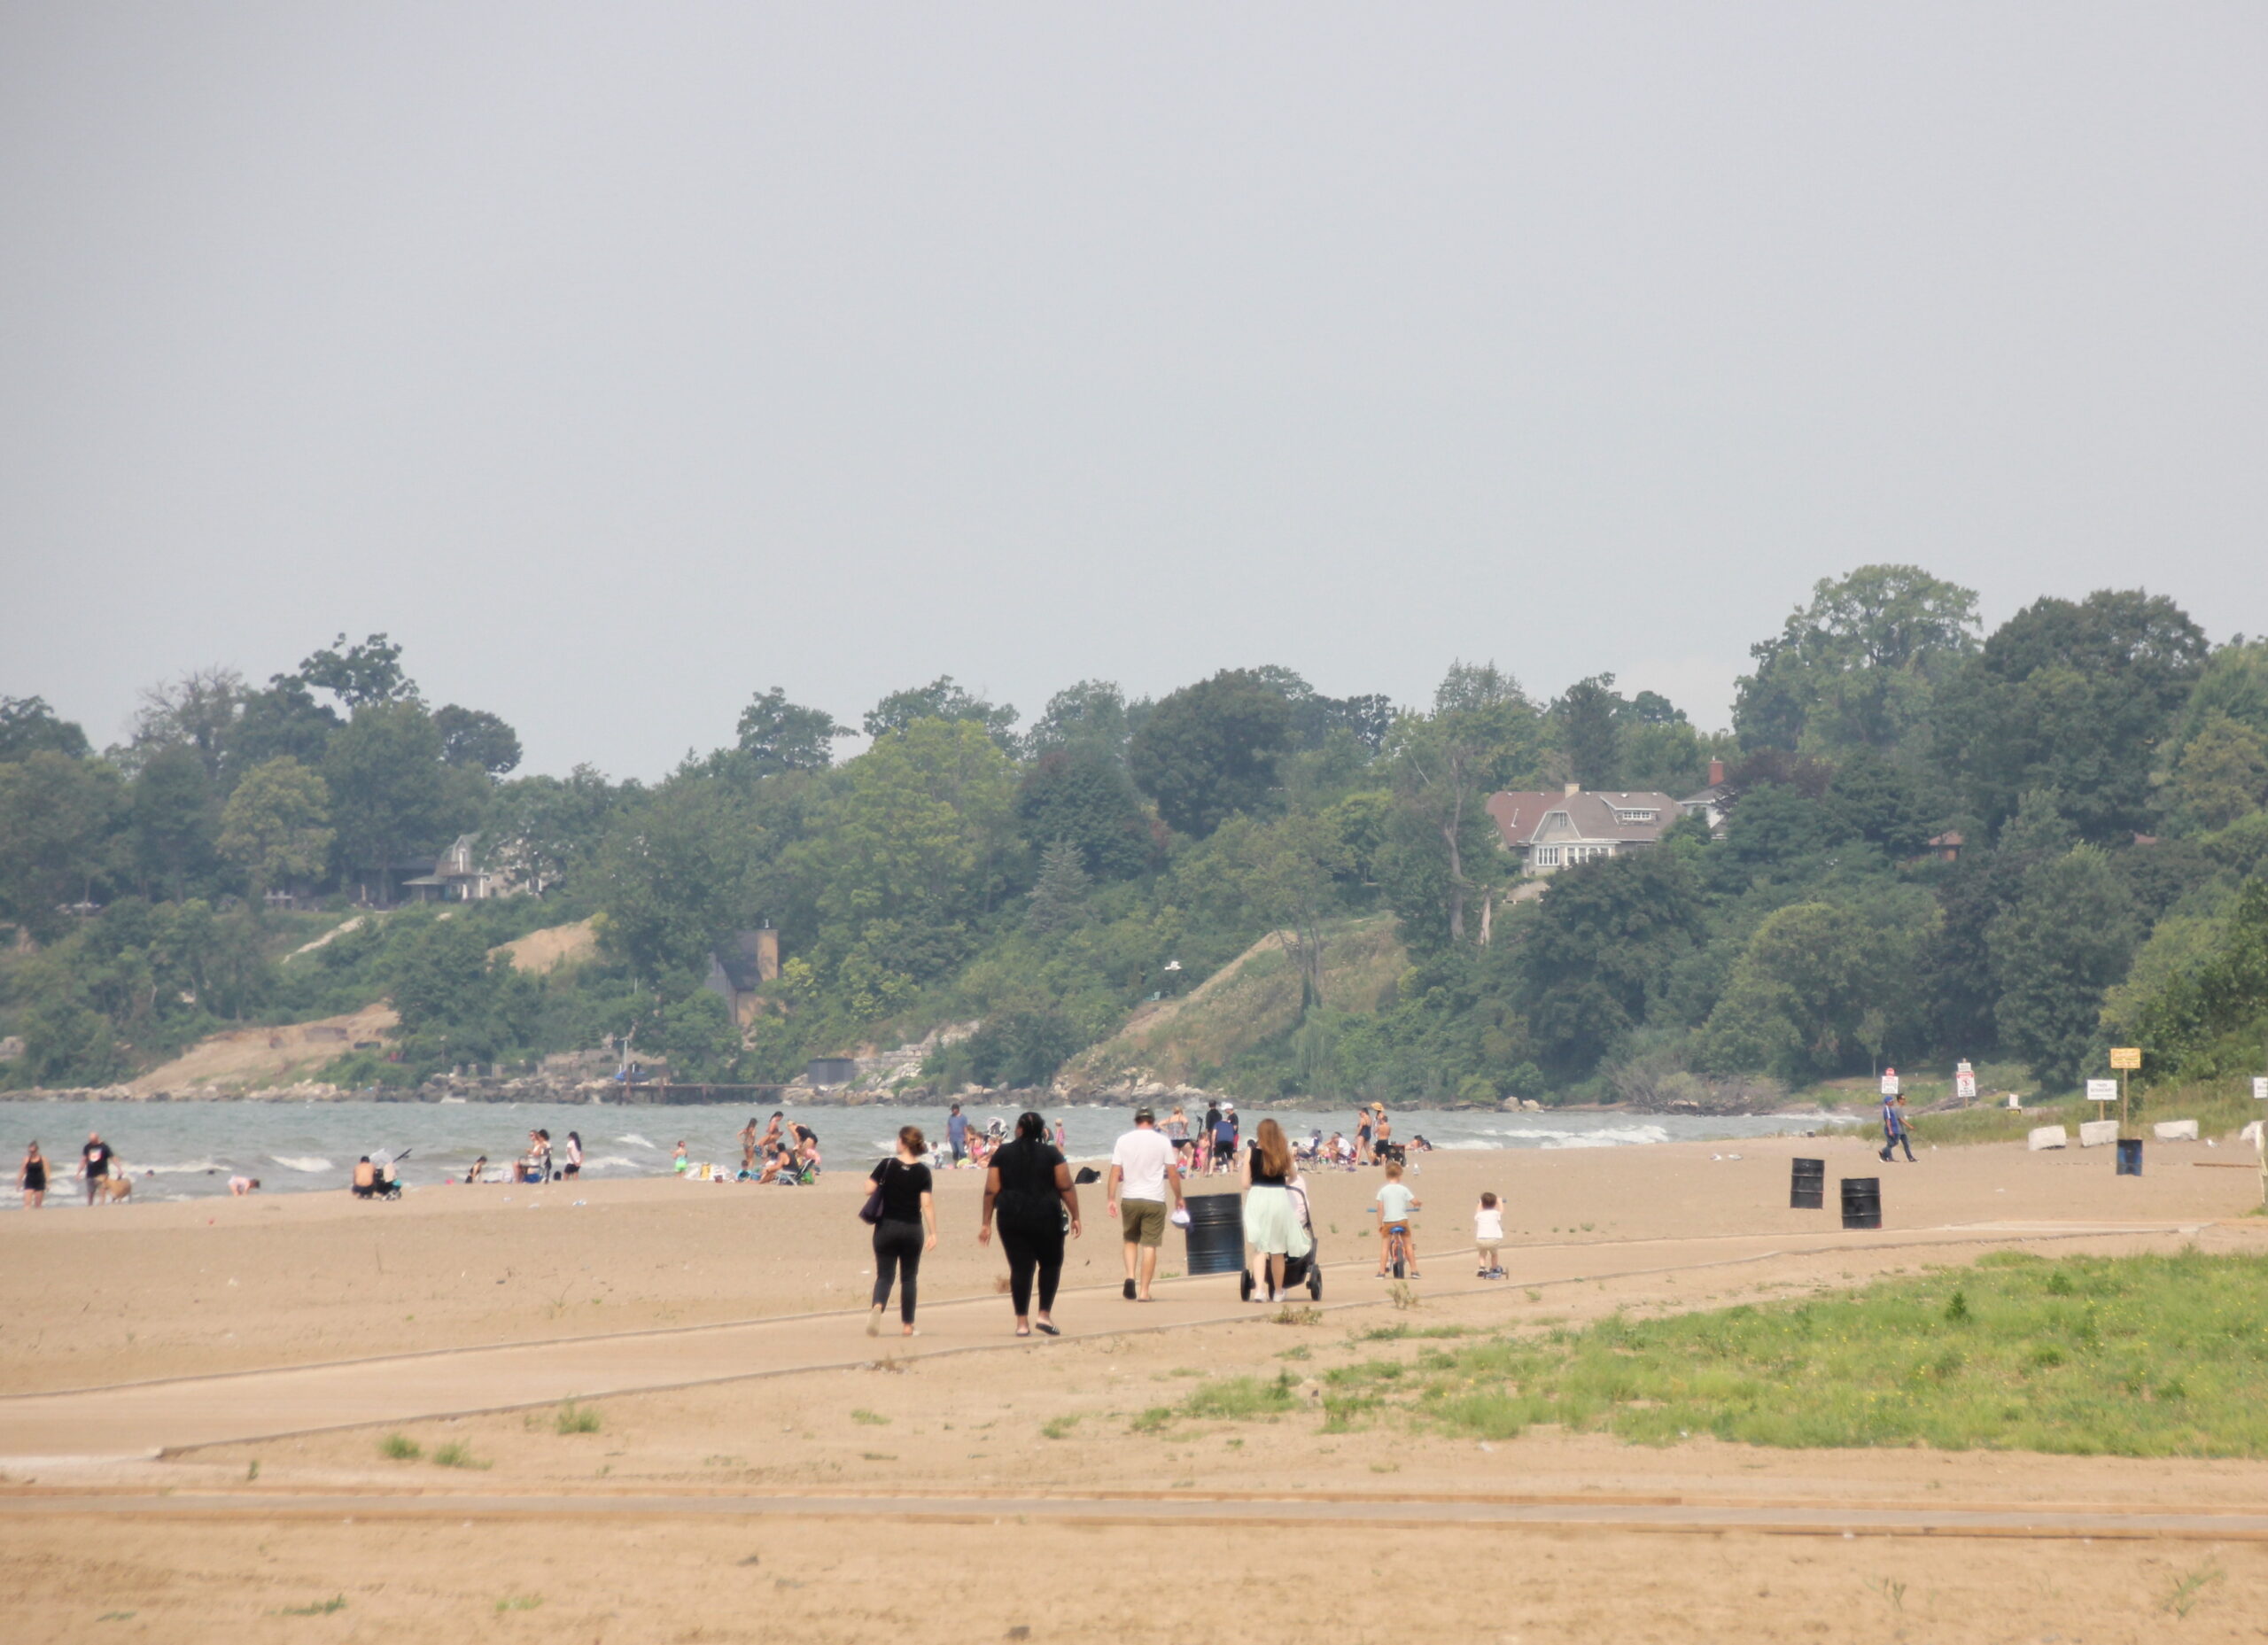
[946,1102,969,1167]
[1879,1092,1915,1162]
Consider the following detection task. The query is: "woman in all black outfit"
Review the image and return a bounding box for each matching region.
[979,1111,1081,1338]
[866,1125,936,1338]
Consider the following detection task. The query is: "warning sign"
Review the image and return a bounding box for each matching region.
[2109,1047,2141,1071]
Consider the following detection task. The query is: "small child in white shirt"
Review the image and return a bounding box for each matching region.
[1473,1191,1505,1277]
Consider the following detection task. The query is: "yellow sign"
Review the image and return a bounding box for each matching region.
[2109,1047,2141,1071]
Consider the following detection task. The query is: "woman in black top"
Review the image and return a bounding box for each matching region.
[19,1143,47,1210]
[979,1112,1081,1337]
[866,1126,936,1338]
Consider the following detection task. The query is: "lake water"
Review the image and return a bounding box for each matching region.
[1,1098,1860,1207]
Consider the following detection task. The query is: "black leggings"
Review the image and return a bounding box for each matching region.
[872,1219,924,1324]
[998,1222,1066,1319]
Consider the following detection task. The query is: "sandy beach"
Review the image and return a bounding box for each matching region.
[4,1129,2266,1641]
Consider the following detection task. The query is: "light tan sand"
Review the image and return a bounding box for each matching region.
[491,917,598,974]
[126,1003,400,1097]
[4,1132,2265,1641]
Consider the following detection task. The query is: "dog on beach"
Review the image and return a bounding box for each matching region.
[96,1173,132,1203]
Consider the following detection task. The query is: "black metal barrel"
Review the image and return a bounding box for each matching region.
[1840,1176,1882,1230]
[1790,1158,1826,1209]
[2116,1138,2143,1176]
[1183,1192,1245,1276]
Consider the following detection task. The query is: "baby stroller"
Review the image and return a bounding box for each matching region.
[1239,1178,1323,1302]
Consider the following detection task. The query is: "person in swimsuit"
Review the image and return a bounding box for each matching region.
[229,1175,260,1196]
[563,1131,583,1179]
[19,1143,47,1210]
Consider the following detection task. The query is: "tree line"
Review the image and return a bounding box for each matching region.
[4,564,2266,1102]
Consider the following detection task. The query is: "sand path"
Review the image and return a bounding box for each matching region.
[0,1217,2200,1460]
[7,1486,2266,1540]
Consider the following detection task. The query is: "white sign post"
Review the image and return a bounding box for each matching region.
[2085,1080,2118,1103]
[1954,1060,1977,1101]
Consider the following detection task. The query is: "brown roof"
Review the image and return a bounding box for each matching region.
[1486,789,1680,850]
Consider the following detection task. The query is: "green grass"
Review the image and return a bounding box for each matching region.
[377,1433,421,1461]
[1247,1252,2268,1457]
[554,1402,602,1435]
[494,1595,542,1613]
[275,1596,347,1617]
[1039,1415,1081,1439]
[431,1440,489,1470]
[850,1408,889,1426]
[1184,1370,1300,1422]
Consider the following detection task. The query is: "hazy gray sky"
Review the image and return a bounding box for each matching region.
[4,4,2264,778]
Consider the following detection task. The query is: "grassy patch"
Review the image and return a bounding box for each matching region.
[377,1433,421,1461]
[850,1408,889,1426]
[1317,1250,2268,1456]
[275,1596,347,1617]
[495,1595,542,1613]
[1184,1370,1299,1422]
[432,1440,490,1470]
[1039,1415,1081,1439]
[554,1402,601,1435]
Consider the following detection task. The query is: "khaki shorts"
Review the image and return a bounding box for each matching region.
[1120,1199,1167,1246]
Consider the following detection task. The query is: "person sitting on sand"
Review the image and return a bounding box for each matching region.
[228,1175,260,1196]
[464,1154,488,1184]
[352,1156,377,1199]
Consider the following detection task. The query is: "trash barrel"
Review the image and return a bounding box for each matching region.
[1183,1192,1245,1276]
[2116,1138,2143,1177]
[1790,1158,1826,1210]
[1840,1176,1882,1230]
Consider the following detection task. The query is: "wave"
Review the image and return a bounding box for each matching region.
[266,1154,335,1174]
[137,1159,230,1176]
[1534,1126,1673,1149]
[615,1134,657,1150]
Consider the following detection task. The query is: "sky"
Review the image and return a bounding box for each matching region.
[4,4,2264,780]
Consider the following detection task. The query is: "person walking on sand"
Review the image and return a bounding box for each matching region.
[946,1102,968,1167]
[1107,1106,1184,1301]
[19,1143,47,1209]
[982,1112,1082,1336]
[1241,1119,1310,1303]
[1876,1071,1914,1163]
[866,1126,936,1339]
[1880,1091,1916,1163]
[79,1132,113,1206]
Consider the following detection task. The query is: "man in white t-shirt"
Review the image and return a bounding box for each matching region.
[1107,1106,1184,1301]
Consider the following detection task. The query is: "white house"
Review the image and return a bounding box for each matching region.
[1485,785,1681,876]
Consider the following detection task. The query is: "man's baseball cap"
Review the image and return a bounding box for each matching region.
[1133,1106,1155,1123]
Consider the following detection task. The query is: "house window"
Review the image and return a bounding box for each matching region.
[1534,847,1559,867]
[1613,809,1657,825]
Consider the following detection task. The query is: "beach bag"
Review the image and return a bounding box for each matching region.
[858,1159,891,1225]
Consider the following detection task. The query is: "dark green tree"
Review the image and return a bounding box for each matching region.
[1025,838,1092,935]
[1988,845,2140,1087]
[432,705,523,775]
[1518,850,1705,1077]
[594,776,766,989]
[128,744,222,900]
[1023,679,1132,761]
[228,676,341,770]
[1384,662,1541,944]
[1015,746,1153,880]
[1553,674,1625,788]
[0,696,89,762]
[862,676,1018,750]
[1736,565,1981,754]
[1128,669,1294,839]
[0,751,126,935]
[299,632,416,709]
[322,702,450,903]
[734,687,846,775]
[1934,589,2209,842]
